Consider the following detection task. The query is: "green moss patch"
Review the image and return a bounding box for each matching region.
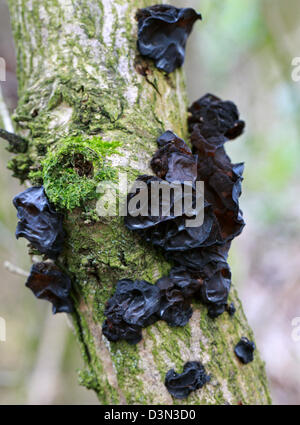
[33,135,122,210]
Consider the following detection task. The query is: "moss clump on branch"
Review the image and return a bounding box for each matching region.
[30,135,122,210]
[8,153,33,182]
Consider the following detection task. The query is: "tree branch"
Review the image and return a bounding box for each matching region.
[7,0,271,405]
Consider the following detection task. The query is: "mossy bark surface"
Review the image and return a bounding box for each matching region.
[7,0,271,404]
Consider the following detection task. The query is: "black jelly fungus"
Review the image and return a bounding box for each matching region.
[13,186,65,259]
[188,93,245,145]
[156,276,193,327]
[124,175,177,231]
[200,261,231,317]
[143,201,221,252]
[226,302,236,316]
[207,303,227,319]
[169,266,203,298]
[137,5,202,73]
[234,337,255,364]
[102,279,160,344]
[102,319,142,345]
[166,243,230,272]
[165,361,210,399]
[151,131,197,184]
[25,262,73,314]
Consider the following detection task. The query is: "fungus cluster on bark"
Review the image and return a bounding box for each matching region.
[122,92,251,398]
[13,186,73,313]
[102,271,198,344]
[125,92,245,321]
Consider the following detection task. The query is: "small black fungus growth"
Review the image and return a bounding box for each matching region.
[25,262,73,314]
[226,302,236,316]
[136,5,202,73]
[165,361,210,399]
[13,186,65,259]
[234,337,255,364]
[102,279,160,344]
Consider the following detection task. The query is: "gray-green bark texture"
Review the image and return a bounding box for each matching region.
[7,0,271,404]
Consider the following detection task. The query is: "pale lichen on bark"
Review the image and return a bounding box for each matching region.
[7,0,271,404]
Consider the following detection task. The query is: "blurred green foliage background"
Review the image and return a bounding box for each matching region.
[0,0,300,404]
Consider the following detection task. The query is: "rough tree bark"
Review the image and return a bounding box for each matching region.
[7,0,271,404]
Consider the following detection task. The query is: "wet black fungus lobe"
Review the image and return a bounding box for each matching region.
[234,337,255,364]
[202,262,231,319]
[143,201,221,252]
[25,262,73,314]
[188,97,246,294]
[13,186,65,259]
[102,279,160,344]
[124,175,176,232]
[188,93,245,149]
[136,5,202,73]
[168,266,203,299]
[226,302,236,316]
[156,276,193,327]
[102,319,142,345]
[151,131,197,183]
[165,361,210,399]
